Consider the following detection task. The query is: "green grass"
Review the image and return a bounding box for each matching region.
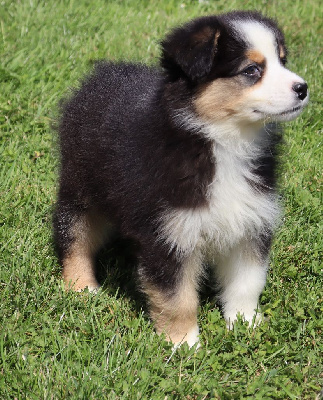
[0,0,322,398]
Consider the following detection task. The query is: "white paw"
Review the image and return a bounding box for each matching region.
[225,311,262,330]
[172,325,200,349]
[186,325,200,348]
[76,284,101,293]
[87,285,101,294]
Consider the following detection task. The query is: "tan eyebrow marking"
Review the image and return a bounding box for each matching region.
[279,45,286,59]
[246,49,265,64]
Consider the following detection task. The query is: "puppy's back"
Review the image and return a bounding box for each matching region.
[57,62,167,215]
[59,62,161,146]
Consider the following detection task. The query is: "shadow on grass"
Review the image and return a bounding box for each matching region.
[95,236,145,313]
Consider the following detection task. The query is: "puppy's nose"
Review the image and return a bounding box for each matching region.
[292,82,308,101]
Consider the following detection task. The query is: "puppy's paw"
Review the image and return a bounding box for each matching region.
[225,311,263,330]
[78,285,101,294]
[182,325,200,349]
[162,324,200,349]
[64,279,101,293]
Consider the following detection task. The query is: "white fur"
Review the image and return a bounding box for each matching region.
[172,325,200,349]
[184,325,200,348]
[75,284,100,293]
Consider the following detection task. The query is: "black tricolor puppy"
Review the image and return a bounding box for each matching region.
[54,11,308,346]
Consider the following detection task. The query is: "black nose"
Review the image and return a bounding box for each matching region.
[292,82,308,101]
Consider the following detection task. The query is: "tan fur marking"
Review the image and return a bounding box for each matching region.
[194,78,246,122]
[63,251,99,292]
[214,30,220,45]
[62,210,109,291]
[279,45,286,59]
[142,253,202,345]
[246,49,265,64]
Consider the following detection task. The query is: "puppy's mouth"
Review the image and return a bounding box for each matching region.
[253,105,303,120]
[274,105,302,116]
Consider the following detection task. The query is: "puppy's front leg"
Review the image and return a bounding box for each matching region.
[215,238,270,328]
[139,250,202,347]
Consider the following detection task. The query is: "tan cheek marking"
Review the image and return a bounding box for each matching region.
[246,49,265,65]
[194,78,248,122]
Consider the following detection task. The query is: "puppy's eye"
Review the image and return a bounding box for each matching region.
[242,65,261,77]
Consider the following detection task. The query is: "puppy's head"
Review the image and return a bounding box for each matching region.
[161,11,308,126]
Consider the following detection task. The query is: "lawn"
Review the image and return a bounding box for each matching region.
[0,0,322,398]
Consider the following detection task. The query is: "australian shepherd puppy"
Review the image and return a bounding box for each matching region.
[54,11,308,347]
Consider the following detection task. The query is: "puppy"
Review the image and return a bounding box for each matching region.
[54,11,308,347]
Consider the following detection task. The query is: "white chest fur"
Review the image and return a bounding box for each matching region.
[159,140,280,258]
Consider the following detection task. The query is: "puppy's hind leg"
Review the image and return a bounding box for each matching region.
[54,205,109,292]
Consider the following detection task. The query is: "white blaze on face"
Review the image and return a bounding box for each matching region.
[234,21,308,121]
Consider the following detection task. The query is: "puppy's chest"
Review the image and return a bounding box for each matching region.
[160,148,279,255]
[203,159,275,244]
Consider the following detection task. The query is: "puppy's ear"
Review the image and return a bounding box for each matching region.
[161,17,221,82]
